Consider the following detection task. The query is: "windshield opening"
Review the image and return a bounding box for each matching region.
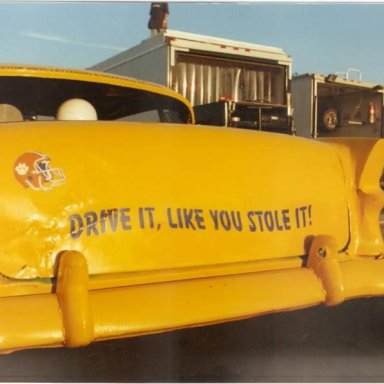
[0,76,191,123]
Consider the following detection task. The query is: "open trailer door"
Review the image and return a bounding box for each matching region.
[292,69,384,138]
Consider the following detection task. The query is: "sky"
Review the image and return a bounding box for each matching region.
[2,2,384,84]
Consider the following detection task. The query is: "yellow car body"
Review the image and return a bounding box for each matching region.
[0,65,383,353]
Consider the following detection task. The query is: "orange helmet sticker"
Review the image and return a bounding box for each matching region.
[14,151,65,191]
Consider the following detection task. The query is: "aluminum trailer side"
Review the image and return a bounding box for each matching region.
[91,30,293,134]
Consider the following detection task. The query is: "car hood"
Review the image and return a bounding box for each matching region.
[0,121,350,280]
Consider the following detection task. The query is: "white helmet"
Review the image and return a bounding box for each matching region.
[56,98,97,121]
[0,104,23,122]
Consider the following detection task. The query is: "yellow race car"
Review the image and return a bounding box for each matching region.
[0,64,383,353]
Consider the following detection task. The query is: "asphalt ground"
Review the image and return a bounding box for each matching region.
[1,298,384,382]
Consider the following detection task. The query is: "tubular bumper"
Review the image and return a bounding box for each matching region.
[2,249,384,353]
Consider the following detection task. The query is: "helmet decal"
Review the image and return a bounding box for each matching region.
[14,151,65,191]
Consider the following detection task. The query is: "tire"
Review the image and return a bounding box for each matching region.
[322,108,338,131]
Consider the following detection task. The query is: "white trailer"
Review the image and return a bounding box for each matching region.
[292,70,384,138]
[91,30,293,134]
